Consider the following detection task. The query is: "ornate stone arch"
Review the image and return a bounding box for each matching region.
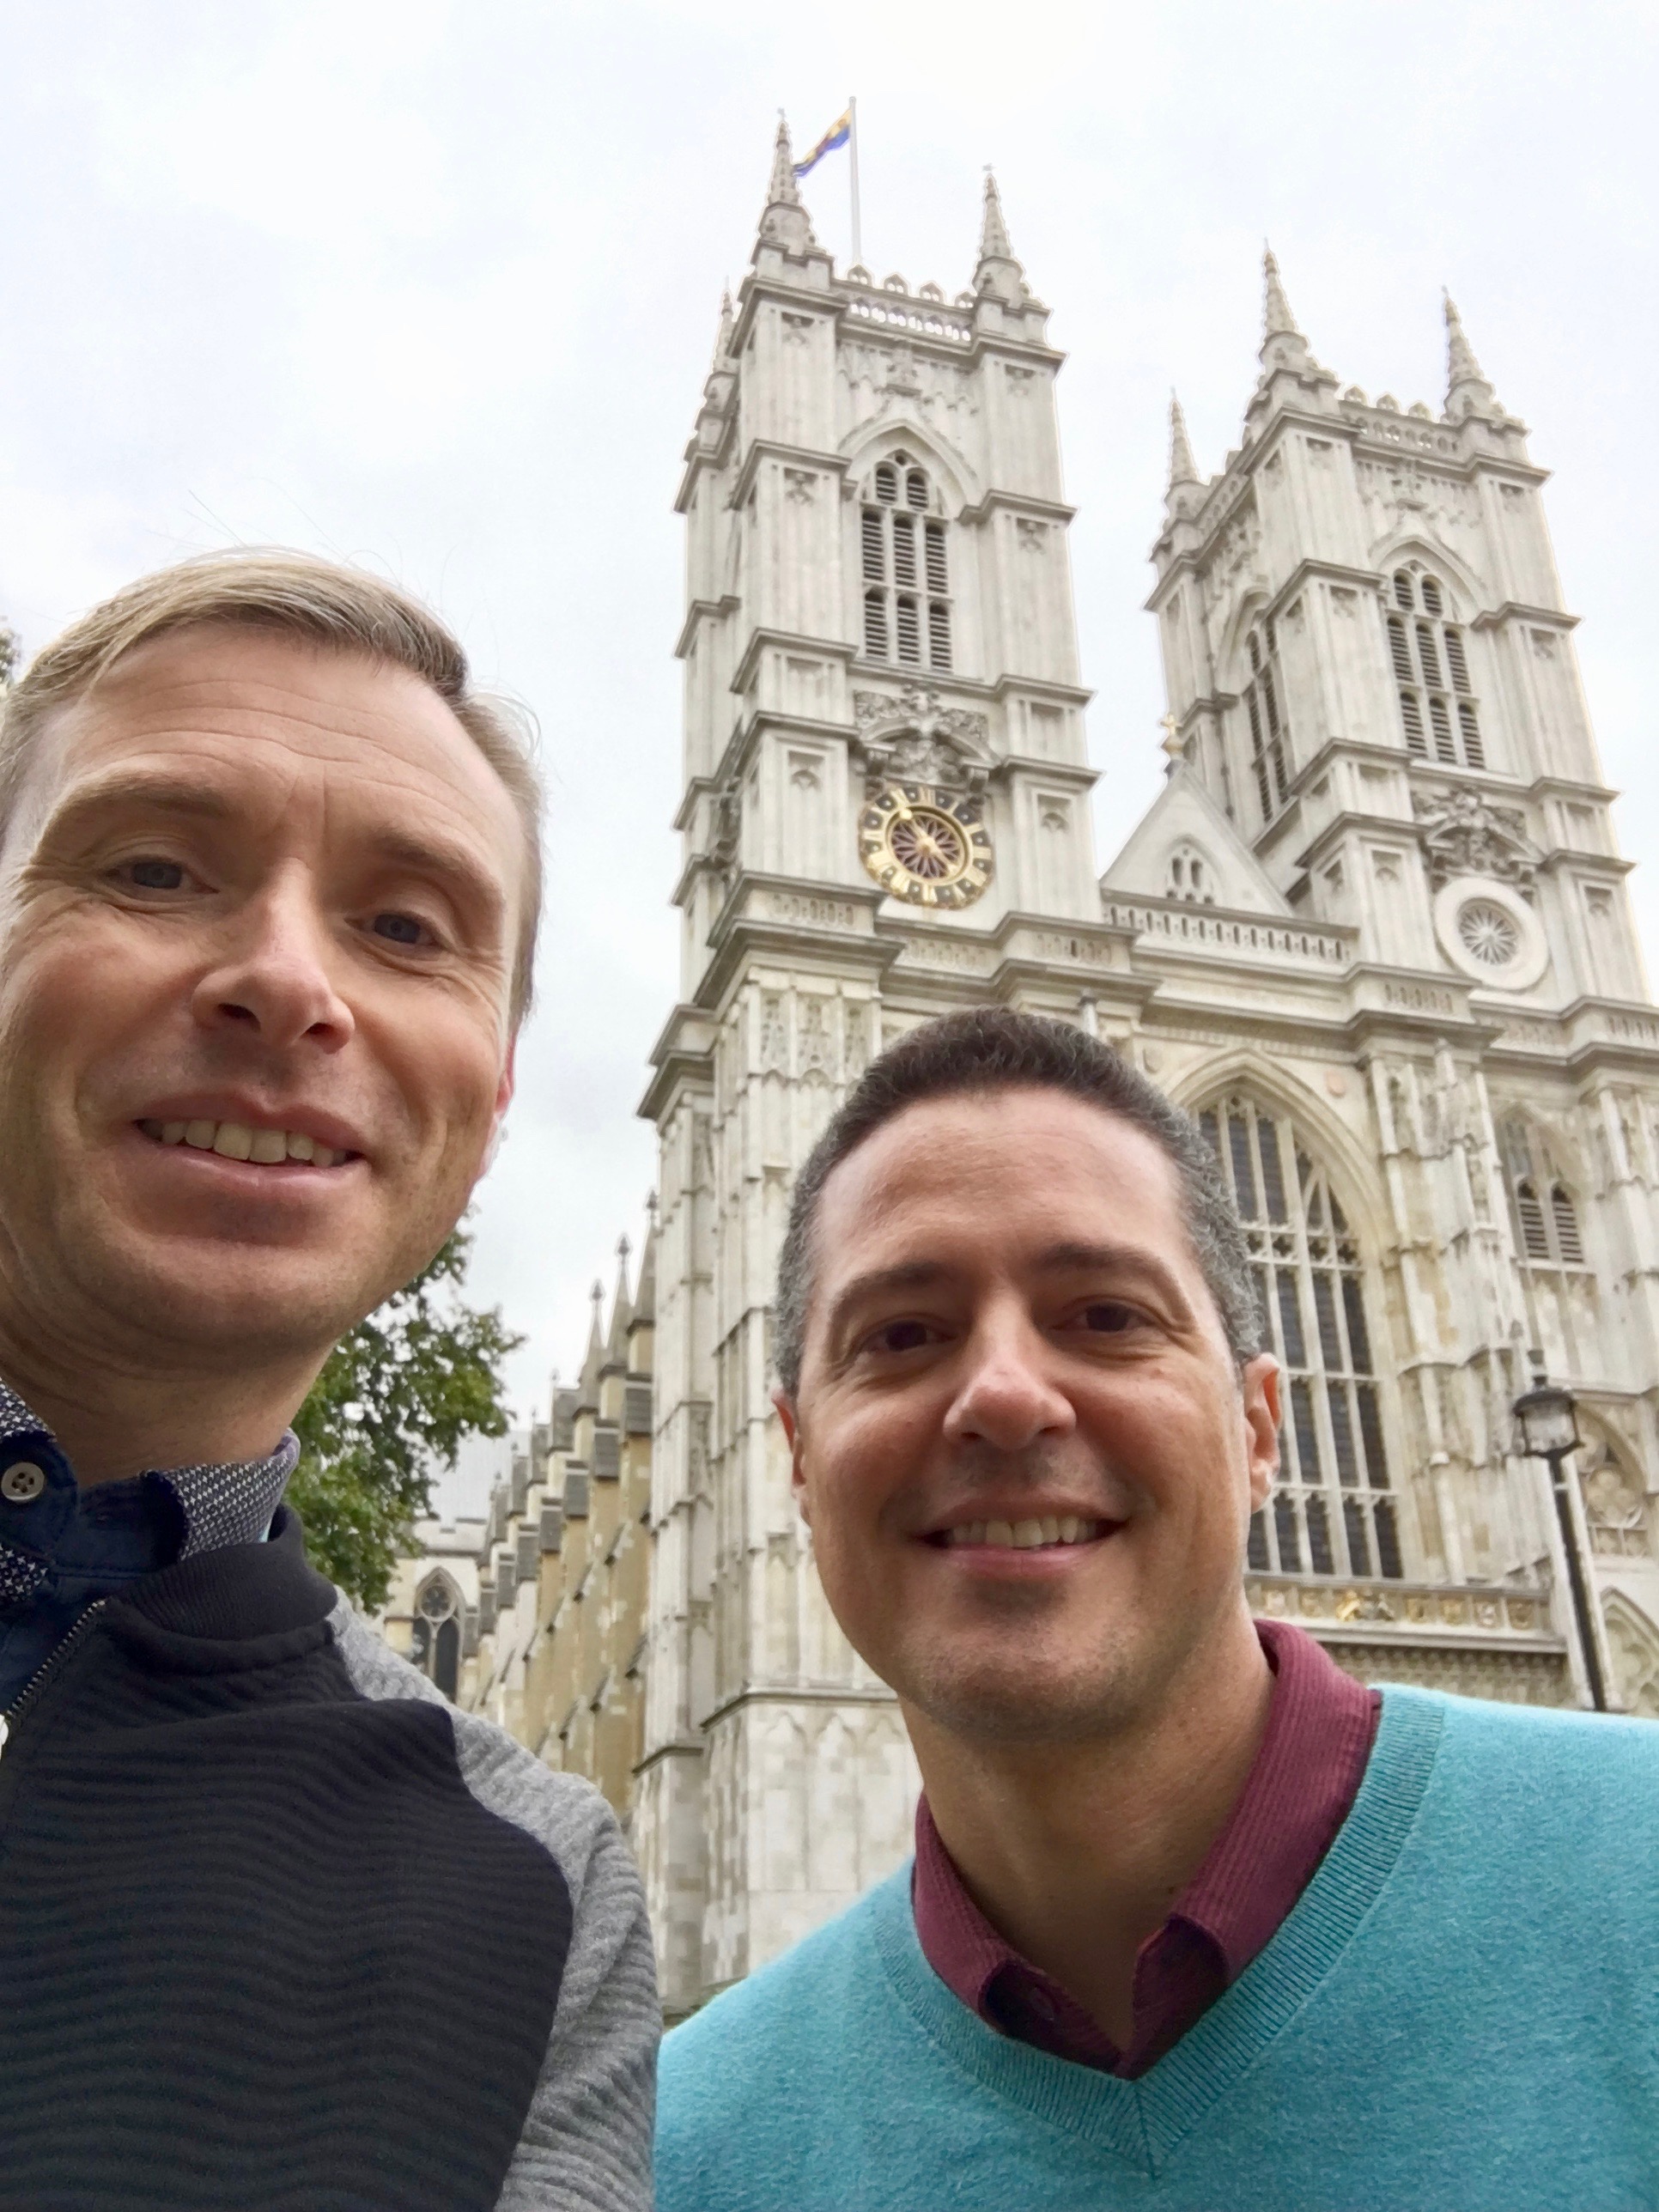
[411,1571,463,1699]
[1369,531,1485,619]
[838,418,981,519]
[1602,1590,1659,1717]
[1173,1059,1403,1582]
[1167,1049,1391,1255]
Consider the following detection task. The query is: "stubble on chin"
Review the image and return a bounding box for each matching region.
[894,1595,1152,1748]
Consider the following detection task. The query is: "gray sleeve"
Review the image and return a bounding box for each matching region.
[329,1603,659,2212]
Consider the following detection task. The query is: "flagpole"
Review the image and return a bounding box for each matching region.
[848,95,862,267]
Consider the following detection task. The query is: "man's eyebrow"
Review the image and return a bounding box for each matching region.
[823,1261,950,1340]
[42,771,239,830]
[1032,1241,1194,1312]
[362,826,507,919]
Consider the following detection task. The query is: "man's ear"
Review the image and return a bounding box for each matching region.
[773,1387,811,1525]
[1240,1352,1281,1512]
[474,1039,517,1187]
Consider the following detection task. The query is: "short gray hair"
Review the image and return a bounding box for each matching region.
[774,1006,1262,1396]
[0,548,544,1024]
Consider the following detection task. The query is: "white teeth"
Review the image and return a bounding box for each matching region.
[944,1516,1106,1550]
[147,1118,346,1166]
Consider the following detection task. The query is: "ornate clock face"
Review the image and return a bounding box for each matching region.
[859,782,994,909]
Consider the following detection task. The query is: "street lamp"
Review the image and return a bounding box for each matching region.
[1511,1370,1607,1712]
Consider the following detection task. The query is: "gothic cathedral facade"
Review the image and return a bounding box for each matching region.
[626,125,1659,2018]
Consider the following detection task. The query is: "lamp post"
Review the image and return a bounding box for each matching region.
[1511,1372,1607,1712]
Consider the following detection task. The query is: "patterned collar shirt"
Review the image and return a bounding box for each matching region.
[0,1377,298,1713]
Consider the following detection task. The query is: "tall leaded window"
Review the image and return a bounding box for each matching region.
[1243,619,1290,825]
[1200,1095,1401,1582]
[861,453,951,672]
[410,1574,462,1699]
[1498,1119,1585,1268]
[1386,569,1484,769]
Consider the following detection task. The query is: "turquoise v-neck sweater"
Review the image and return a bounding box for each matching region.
[658,1689,1659,2210]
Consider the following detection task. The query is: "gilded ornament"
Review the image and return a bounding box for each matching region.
[858,781,994,909]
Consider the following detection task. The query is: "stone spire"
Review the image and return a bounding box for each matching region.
[0,620,17,690]
[605,1237,634,1367]
[1261,243,1300,341]
[758,116,817,253]
[576,1279,605,1408]
[1443,290,1499,419]
[973,167,1026,307]
[713,286,734,366]
[632,1196,658,1329]
[1167,394,1199,489]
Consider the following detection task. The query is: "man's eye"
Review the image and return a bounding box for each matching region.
[123,859,186,892]
[868,1320,933,1356]
[371,912,430,946]
[1079,1302,1139,1334]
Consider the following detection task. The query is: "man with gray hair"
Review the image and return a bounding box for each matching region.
[0,552,656,2210]
[659,1006,1659,2210]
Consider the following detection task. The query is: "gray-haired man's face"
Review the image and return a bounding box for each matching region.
[0,624,523,1374]
[777,1086,1280,1745]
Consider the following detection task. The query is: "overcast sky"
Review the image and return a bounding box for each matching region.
[3,2,1654,1513]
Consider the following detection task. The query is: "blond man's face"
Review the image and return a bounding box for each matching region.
[0,626,524,1371]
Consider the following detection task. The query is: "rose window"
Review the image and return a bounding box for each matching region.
[1456,899,1520,967]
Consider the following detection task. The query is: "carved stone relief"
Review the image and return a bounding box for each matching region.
[852,684,991,795]
[1413,787,1541,892]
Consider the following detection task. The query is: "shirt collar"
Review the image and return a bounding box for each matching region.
[0,1376,298,1561]
[912,1618,1380,2017]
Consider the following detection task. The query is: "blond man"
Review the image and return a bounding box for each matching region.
[0,554,656,2211]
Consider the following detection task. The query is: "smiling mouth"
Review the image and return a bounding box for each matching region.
[933,1516,1113,1552]
[137,1118,357,1170]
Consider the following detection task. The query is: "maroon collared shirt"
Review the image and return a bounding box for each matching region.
[911,1619,1380,2076]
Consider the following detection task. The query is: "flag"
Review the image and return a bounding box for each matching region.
[794,109,851,178]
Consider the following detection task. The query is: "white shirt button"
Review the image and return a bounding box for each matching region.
[1,1461,47,1504]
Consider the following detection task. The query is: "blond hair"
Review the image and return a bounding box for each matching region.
[0,549,543,1024]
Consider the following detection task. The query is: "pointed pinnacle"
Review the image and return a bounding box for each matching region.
[1443,289,1493,398]
[1168,393,1199,489]
[713,286,735,365]
[768,115,801,207]
[1262,243,1300,340]
[979,167,1014,263]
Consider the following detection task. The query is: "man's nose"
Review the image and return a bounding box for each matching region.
[942,1309,1077,1453]
[190,872,355,1054]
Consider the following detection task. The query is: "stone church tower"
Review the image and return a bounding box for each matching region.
[623,143,1659,2018]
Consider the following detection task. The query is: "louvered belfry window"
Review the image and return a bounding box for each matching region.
[1244,621,1291,825]
[1500,1119,1587,1269]
[1386,570,1485,769]
[861,453,951,671]
[1200,1095,1401,1583]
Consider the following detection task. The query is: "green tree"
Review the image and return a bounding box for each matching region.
[288,1227,523,1610]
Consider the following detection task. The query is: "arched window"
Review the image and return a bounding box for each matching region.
[1498,1120,1586,1270]
[861,453,951,672]
[1200,1095,1401,1581]
[410,1574,462,1700]
[1385,569,1484,769]
[1243,620,1290,826]
[1166,845,1217,903]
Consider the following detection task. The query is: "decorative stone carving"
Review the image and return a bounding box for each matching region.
[1413,786,1541,892]
[852,684,990,795]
